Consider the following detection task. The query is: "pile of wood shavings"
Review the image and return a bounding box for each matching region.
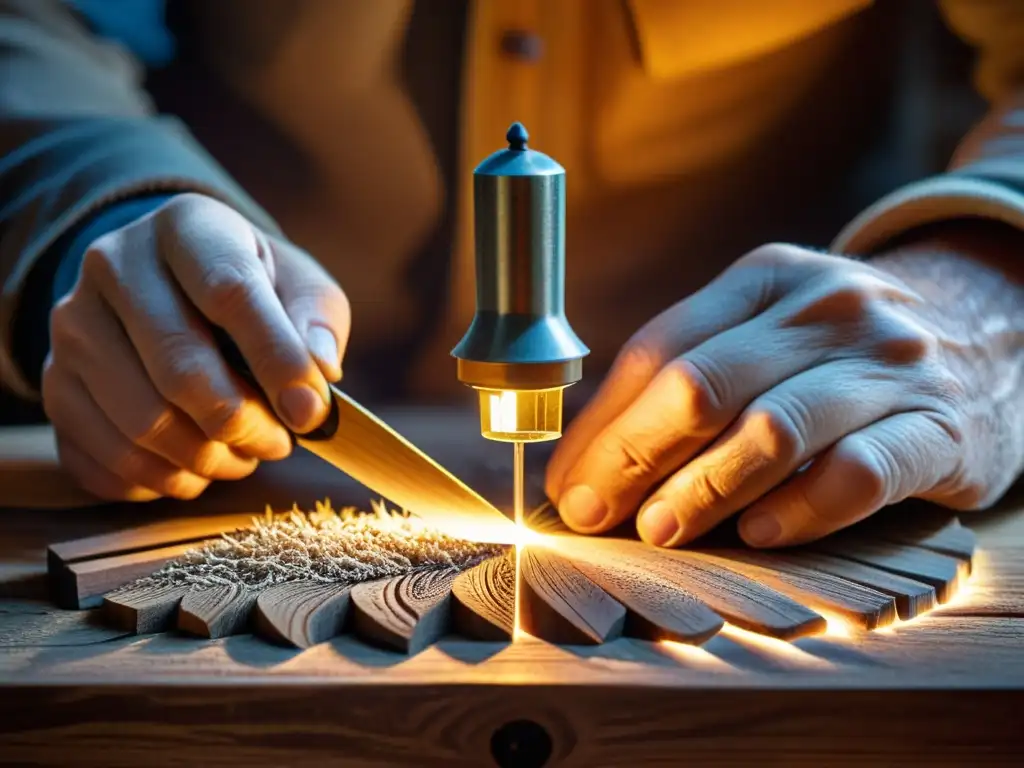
[132,500,505,591]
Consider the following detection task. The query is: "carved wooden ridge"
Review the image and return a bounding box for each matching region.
[46,504,975,651]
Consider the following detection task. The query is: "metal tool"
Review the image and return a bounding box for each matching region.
[452,122,588,527]
[212,329,518,545]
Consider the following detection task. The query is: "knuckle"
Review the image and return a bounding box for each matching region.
[661,357,726,435]
[164,471,208,501]
[598,431,659,483]
[130,406,179,447]
[742,242,798,267]
[150,335,210,403]
[108,444,153,482]
[617,334,670,381]
[686,471,729,514]
[746,404,806,464]
[869,313,939,366]
[189,441,225,477]
[164,191,210,214]
[832,437,892,507]
[80,236,122,288]
[794,280,876,326]
[199,259,261,317]
[198,398,253,444]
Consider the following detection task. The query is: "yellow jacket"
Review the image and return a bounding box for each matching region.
[1,0,1023,401]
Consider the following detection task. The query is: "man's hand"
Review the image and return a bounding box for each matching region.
[546,241,1021,548]
[43,193,350,502]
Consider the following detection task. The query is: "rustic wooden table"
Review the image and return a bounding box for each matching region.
[1,413,1022,767]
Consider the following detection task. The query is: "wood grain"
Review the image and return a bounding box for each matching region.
[254,581,353,649]
[877,518,976,566]
[0,599,129,647]
[1,416,1023,767]
[776,551,937,620]
[451,555,515,641]
[571,553,724,645]
[351,568,457,654]
[177,584,258,639]
[569,539,827,640]
[54,542,205,610]
[519,547,626,645]
[48,513,255,567]
[1,683,1021,767]
[853,509,977,565]
[103,584,190,634]
[814,539,967,603]
[692,549,897,630]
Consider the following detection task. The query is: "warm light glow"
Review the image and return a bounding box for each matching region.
[513,542,523,641]
[719,623,832,667]
[818,610,857,639]
[659,640,736,672]
[477,387,565,442]
[511,524,548,641]
[490,390,518,434]
[874,561,981,633]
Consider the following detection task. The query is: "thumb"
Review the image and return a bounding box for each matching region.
[271,239,351,384]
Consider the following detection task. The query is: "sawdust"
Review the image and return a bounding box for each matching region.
[124,500,506,592]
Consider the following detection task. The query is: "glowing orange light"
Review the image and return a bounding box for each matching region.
[513,540,523,641]
[659,640,736,672]
[817,610,857,639]
[719,623,832,667]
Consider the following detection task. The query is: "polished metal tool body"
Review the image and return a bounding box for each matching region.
[452,122,588,525]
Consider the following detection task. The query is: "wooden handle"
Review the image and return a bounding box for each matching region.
[209,325,339,441]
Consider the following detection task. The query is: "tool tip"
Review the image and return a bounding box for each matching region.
[506,122,529,150]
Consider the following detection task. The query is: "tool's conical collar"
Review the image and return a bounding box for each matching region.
[474,122,564,177]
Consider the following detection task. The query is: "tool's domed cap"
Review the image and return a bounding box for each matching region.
[474,122,564,177]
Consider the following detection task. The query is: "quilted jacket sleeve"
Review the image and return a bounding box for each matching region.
[0,0,280,400]
[833,0,1024,255]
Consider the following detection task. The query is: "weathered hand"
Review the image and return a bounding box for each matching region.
[43,194,350,501]
[546,242,1007,548]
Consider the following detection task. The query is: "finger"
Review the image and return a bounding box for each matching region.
[86,221,293,459]
[56,436,161,503]
[53,292,259,481]
[272,239,350,383]
[159,197,330,433]
[737,411,960,547]
[546,252,785,503]
[635,360,911,547]
[42,366,211,500]
[555,303,832,535]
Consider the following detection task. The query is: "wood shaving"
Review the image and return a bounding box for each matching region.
[128,500,505,592]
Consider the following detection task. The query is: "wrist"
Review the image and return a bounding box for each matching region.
[870,218,1024,279]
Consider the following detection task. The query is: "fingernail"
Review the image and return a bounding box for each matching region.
[559,485,607,530]
[278,385,324,432]
[637,501,679,546]
[307,325,341,381]
[742,515,781,547]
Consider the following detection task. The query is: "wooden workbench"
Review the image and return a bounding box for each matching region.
[1,412,1022,767]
